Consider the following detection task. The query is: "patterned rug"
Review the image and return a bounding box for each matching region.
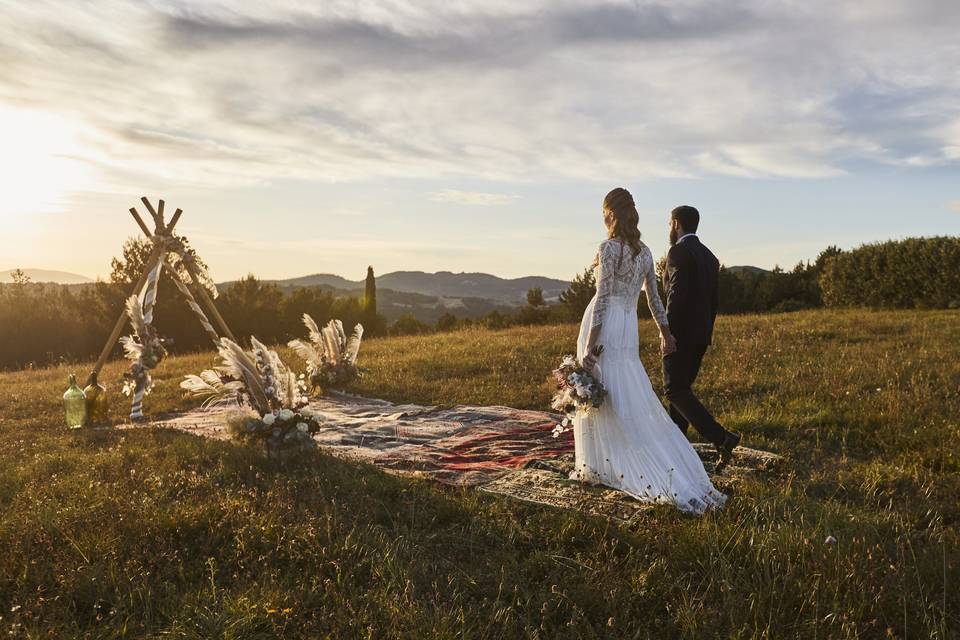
[119,392,782,518]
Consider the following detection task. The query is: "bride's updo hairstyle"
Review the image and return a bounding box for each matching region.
[603,187,642,258]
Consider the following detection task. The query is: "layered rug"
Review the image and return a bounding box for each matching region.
[120,392,782,522]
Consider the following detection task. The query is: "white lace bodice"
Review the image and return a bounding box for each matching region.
[592,238,667,328]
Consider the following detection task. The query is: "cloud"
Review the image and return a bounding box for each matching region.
[427,189,519,206]
[1,0,959,198]
[950,201,960,214]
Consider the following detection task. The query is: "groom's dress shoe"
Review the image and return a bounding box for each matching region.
[715,431,742,473]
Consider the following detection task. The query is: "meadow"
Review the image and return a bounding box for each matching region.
[0,309,957,638]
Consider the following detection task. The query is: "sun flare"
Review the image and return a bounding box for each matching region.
[0,104,97,219]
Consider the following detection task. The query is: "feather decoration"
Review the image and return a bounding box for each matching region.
[180,371,243,408]
[345,324,364,365]
[287,339,321,368]
[250,336,277,374]
[284,370,298,408]
[251,335,300,408]
[125,295,147,338]
[319,323,333,362]
[217,338,271,413]
[251,336,279,389]
[119,335,144,362]
[322,320,343,362]
[303,314,323,349]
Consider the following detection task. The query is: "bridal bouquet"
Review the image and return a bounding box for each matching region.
[550,346,607,437]
[180,337,322,452]
[287,315,364,390]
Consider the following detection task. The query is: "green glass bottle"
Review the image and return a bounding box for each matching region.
[83,371,109,426]
[63,374,87,429]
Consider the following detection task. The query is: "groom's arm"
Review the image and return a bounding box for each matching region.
[666,245,690,330]
[709,256,720,321]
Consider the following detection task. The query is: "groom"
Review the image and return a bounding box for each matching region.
[663,206,741,471]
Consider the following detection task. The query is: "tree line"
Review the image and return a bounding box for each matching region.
[0,236,956,370]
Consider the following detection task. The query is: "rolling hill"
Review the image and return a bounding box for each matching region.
[0,269,93,284]
[3,266,569,324]
[265,270,570,305]
[726,265,770,275]
[218,270,572,322]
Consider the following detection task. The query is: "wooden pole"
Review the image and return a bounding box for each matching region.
[157,200,167,233]
[160,256,222,346]
[167,209,183,232]
[86,245,165,385]
[134,215,238,344]
[140,196,161,230]
[129,207,152,237]
[180,259,237,342]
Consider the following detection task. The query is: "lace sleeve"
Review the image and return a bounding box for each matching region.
[641,246,668,326]
[592,241,616,329]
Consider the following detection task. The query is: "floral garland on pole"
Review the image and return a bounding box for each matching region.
[287,315,364,391]
[118,232,223,421]
[164,235,220,300]
[121,265,168,420]
[181,337,323,453]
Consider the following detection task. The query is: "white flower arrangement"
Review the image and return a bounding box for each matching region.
[550,346,608,437]
[180,336,323,452]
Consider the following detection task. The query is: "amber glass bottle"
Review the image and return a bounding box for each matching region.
[84,372,109,426]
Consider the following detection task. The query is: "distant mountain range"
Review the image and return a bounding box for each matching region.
[6,265,767,324]
[265,271,571,305]
[217,270,572,323]
[0,269,93,284]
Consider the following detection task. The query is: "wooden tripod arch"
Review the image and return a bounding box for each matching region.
[88,197,237,420]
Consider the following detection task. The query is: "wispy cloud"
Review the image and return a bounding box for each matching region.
[950,201,960,214]
[428,189,519,206]
[1,0,959,196]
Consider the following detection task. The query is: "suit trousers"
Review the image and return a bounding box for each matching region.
[662,343,728,446]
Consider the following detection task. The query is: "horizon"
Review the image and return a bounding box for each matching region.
[0,229,951,285]
[2,1,959,282]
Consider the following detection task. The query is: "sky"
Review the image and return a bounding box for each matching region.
[1,0,959,282]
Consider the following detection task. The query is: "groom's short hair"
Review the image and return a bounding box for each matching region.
[671,205,700,233]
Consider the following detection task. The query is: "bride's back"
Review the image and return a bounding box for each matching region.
[595,238,653,301]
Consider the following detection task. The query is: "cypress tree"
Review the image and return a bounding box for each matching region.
[363,266,377,318]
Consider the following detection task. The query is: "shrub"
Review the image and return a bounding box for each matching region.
[820,237,960,309]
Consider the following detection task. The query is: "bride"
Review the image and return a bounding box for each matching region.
[571,187,727,514]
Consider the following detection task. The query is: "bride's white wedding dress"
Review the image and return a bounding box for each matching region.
[573,238,727,514]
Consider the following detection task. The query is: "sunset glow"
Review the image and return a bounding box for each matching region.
[0,105,97,219]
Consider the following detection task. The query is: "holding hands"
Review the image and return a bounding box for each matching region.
[660,326,677,356]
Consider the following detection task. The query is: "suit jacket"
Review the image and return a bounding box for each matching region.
[665,236,720,346]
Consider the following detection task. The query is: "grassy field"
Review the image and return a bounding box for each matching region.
[0,309,958,638]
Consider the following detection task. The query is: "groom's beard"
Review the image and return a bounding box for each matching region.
[669,227,679,246]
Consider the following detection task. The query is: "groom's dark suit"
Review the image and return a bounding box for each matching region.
[662,235,730,446]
